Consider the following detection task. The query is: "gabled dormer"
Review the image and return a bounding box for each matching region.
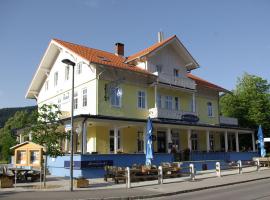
[126,34,199,90]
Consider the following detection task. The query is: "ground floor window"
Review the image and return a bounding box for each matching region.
[109,130,120,152]
[209,133,214,151]
[157,131,166,153]
[191,133,198,151]
[228,133,236,151]
[171,131,180,152]
[137,131,144,152]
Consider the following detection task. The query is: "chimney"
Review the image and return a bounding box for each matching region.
[115,42,124,56]
[158,31,164,43]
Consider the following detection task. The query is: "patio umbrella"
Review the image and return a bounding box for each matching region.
[145,117,154,166]
[257,125,266,157]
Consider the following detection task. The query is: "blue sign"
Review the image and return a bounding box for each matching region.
[64,160,113,169]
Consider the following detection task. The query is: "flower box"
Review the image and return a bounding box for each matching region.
[74,178,89,188]
[0,176,13,188]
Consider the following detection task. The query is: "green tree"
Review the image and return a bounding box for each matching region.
[0,110,37,162]
[220,73,270,133]
[29,104,67,186]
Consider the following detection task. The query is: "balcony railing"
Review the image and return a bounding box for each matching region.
[220,116,238,126]
[149,107,197,120]
[155,72,196,90]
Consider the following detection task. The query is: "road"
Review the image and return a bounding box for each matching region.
[1,178,270,200]
[154,178,270,200]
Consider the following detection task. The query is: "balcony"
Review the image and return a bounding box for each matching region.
[149,107,197,120]
[219,116,238,126]
[155,72,196,90]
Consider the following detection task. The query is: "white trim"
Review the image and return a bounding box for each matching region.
[137,89,147,109]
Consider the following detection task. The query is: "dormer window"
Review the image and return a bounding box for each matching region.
[174,69,179,78]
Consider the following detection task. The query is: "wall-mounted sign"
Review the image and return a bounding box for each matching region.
[64,160,113,169]
[181,114,199,123]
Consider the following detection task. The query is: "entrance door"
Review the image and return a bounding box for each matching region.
[157,131,166,153]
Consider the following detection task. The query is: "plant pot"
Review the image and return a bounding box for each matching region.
[0,176,13,188]
[74,178,89,188]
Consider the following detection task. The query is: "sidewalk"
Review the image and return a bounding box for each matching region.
[1,167,270,200]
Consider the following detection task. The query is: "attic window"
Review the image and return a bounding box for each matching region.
[97,56,111,62]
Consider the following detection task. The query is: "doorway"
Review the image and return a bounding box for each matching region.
[157,131,166,153]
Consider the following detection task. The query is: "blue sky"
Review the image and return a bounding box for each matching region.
[0,0,269,108]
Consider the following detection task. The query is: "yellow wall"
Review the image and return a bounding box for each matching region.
[98,79,154,119]
[121,127,137,153]
[180,129,188,150]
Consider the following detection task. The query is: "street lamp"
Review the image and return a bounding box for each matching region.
[62,58,75,191]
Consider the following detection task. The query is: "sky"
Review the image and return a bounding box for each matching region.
[0,0,269,108]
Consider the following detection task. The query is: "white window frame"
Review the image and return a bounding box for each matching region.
[191,133,198,151]
[109,130,120,153]
[63,92,69,101]
[82,88,87,107]
[165,96,173,110]
[76,63,82,74]
[137,131,144,152]
[74,91,78,110]
[65,65,70,81]
[174,97,179,110]
[157,94,162,109]
[137,90,146,109]
[207,102,213,117]
[110,87,122,108]
[54,72,58,87]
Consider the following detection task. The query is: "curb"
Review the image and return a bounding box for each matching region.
[86,176,270,200]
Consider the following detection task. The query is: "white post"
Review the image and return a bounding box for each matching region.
[190,163,195,180]
[224,131,228,152]
[114,127,119,154]
[126,167,131,189]
[158,166,163,184]
[216,162,221,177]
[256,158,260,171]
[206,130,210,152]
[167,128,172,153]
[82,121,87,154]
[237,160,242,174]
[188,129,192,151]
[192,93,196,113]
[252,133,256,152]
[19,134,23,144]
[235,132,239,152]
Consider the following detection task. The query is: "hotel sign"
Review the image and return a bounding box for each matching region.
[181,114,199,123]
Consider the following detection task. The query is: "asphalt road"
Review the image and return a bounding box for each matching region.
[154,178,270,200]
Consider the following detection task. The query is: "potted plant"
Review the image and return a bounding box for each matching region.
[74,176,89,188]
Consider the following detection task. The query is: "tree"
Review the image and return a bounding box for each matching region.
[0,110,37,162]
[29,104,67,187]
[220,73,270,134]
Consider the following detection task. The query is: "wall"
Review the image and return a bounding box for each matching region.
[37,50,97,116]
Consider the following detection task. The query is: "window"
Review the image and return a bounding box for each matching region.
[57,98,61,109]
[82,89,87,107]
[157,94,162,108]
[171,131,180,151]
[156,64,162,73]
[138,91,146,109]
[45,81,49,91]
[110,87,122,107]
[210,134,214,151]
[165,96,173,110]
[173,69,179,78]
[207,102,213,117]
[137,131,144,152]
[175,97,179,110]
[77,63,82,74]
[65,66,70,80]
[63,92,69,101]
[54,72,58,87]
[109,130,120,152]
[191,133,198,151]
[74,91,78,109]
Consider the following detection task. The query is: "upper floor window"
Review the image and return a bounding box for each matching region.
[207,102,213,117]
[65,66,70,80]
[110,87,122,107]
[173,69,179,78]
[74,91,78,109]
[54,72,58,87]
[82,89,87,107]
[138,91,146,109]
[77,63,82,74]
[157,94,162,108]
[165,96,173,110]
[175,97,179,110]
[45,81,49,91]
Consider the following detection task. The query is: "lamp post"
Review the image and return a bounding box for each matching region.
[62,58,76,191]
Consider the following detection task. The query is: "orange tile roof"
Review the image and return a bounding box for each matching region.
[126,35,177,63]
[53,39,153,76]
[187,73,230,93]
